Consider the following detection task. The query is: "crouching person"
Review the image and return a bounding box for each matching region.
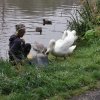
[9,24,31,65]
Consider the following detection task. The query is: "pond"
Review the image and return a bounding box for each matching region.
[0,0,80,59]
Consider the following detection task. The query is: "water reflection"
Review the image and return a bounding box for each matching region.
[0,0,80,59]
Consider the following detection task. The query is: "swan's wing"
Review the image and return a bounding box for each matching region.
[55,34,77,53]
[55,36,73,49]
[62,32,78,47]
[62,30,68,40]
[71,30,76,36]
[56,39,63,46]
[60,45,76,54]
[67,45,76,54]
[62,36,75,48]
[55,44,76,55]
[62,30,73,40]
[54,40,70,54]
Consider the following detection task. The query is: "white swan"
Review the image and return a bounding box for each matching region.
[46,30,77,58]
[46,39,76,57]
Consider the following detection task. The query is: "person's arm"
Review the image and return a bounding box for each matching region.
[10,39,22,63]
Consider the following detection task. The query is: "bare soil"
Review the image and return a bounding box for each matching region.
[70,89,100,100]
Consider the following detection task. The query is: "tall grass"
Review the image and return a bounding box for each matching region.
[67,0,99,37]
[96,0,100,12]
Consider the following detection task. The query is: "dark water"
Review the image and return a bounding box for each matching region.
[0,0,80,59]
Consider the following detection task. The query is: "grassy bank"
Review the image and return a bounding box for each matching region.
[0,37,100,100]
[1,0,100,99]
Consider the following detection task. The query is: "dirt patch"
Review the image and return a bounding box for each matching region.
[70,89,100,100]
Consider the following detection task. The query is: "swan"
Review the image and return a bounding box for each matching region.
[46,39,76,57]
[45,30,77,58]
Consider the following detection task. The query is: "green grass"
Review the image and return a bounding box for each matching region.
[0,38,100,100]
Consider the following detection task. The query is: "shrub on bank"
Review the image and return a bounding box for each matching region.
[67,0,100,37]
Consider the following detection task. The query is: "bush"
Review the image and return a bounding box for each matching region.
[67,0,100,37]
[84,29,96,40]
[96,0,100,12]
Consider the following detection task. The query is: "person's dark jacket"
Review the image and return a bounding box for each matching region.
[9,34,25,60]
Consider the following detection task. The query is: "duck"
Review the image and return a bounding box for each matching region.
[27,42,48,66]
[45,30,78,58]
[36,27,42,35]
[32,41,47,54]
[43,19,52,25]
